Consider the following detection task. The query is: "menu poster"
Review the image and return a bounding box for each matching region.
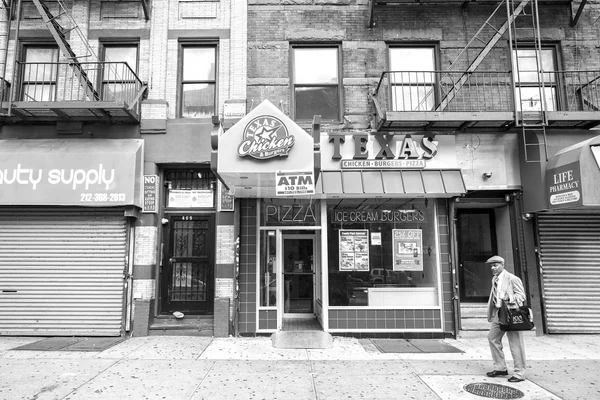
[392,229,423,271]
[339,229,369,271]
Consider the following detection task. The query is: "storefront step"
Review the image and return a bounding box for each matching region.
[460,318,490,331]
[460,303,488,318]
[271,331,333,349]
[148,316,214,337]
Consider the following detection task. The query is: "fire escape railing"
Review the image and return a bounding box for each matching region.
[12,61,144,114]
[371,70,600,115]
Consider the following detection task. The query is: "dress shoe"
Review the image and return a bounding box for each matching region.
[508,376,525,383]
[486,370,509,377]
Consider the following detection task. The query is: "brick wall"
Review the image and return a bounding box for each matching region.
[247,0,598,132]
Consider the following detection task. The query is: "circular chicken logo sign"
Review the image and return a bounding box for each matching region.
[237,116,295,159]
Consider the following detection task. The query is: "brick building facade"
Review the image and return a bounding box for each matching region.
[1,0,600,337]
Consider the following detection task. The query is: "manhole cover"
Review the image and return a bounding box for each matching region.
[464,382,524,399]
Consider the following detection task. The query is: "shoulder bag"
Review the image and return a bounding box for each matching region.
[499,301,535,331]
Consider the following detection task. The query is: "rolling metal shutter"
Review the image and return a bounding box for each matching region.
[537,213,600,333]
[0,208,128,336]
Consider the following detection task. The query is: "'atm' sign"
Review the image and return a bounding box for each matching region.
[275,171,315,196]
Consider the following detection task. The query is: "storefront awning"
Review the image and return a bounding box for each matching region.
[0,139,144,207]
[316,169,466,197]
[546,135,600,209]
[212,100,318,198]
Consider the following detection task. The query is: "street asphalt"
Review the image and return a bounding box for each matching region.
[0,332,598,400]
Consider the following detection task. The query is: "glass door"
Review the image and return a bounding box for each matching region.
[457,210,497,302]
[282,234,315,317]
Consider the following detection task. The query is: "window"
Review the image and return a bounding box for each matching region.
[513,47,558,111]
[20,45,59,101]
[165,170,216,208]
[292,46,340,121]
[179,45,216,118]
[389,47,436,111]
[101,43,138,102]
[327,199,440,308]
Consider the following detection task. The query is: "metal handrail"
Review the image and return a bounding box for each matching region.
[372,69,600,113]
[10,61,144,114]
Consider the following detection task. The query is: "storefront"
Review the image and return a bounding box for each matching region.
[213,100,467,336]
[537,135,600,333]
[0,139,144,336]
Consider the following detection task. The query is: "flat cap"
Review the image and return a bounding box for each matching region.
[486,255,505,264]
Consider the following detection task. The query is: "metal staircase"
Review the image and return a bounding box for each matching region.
[31,0,100,101]
[0,0,12,113]
[437,0,531,112]
[508,0,548,162]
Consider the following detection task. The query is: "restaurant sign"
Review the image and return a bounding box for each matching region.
[547,161,582,208]
[329,134,438,169]
[237,115,295,159]
[331,208,426,223]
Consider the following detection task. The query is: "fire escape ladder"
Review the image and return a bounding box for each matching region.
[0,0,12,114]
[510,0,548,162]
[31,0,100,101]
[435,0,531,112]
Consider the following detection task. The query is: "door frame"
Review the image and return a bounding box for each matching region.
[279,232,317,319]
[456,209,498,302]
[159,213,215,315]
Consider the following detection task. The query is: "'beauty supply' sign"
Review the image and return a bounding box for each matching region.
[0,158,137,206]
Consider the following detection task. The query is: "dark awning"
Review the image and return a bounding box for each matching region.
[546,135,600,209]
[316,169,466,198]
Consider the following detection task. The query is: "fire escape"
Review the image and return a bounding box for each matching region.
[0,0,148,123]
[369,0,600,162]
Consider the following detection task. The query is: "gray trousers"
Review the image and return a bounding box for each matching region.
[488,320,527,378]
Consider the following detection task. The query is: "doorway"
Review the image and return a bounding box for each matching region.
[456,210,496,302]
[160,215,215,314]
[282,233,316,318]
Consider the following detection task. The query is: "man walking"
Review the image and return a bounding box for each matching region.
[484,255,527,383]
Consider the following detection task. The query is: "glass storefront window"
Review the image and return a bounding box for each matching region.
[259,230,277,307]
[327,198,439,307]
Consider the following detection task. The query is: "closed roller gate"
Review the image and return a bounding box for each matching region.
[537,213,600,333]
[0,208,128,336]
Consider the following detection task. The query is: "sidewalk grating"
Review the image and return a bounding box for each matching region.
[370,339,464,353]
[13,336,126,352]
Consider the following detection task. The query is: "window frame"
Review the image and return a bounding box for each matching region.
[512,43,561,112]
[99,40,139,102]
[18,42,59,102]
[177,41,218,119]
[387,44,439,112]
[290,44,342,122]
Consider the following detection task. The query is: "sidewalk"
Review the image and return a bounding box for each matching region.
[0,333,598,400]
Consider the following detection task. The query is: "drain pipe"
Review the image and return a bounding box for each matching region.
[449,198,461,338]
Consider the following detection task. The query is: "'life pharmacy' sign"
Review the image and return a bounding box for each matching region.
[275,171,315,196]
[547,161,582,208]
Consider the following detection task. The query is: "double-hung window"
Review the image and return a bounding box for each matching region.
[291,46,340,121]
[101,43,139,102]
[20,45,59,101]
[513,47,558,112]
[179,44,217,118]
[389,47,436,111]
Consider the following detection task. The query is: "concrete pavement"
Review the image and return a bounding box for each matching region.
[0,333,598,400]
